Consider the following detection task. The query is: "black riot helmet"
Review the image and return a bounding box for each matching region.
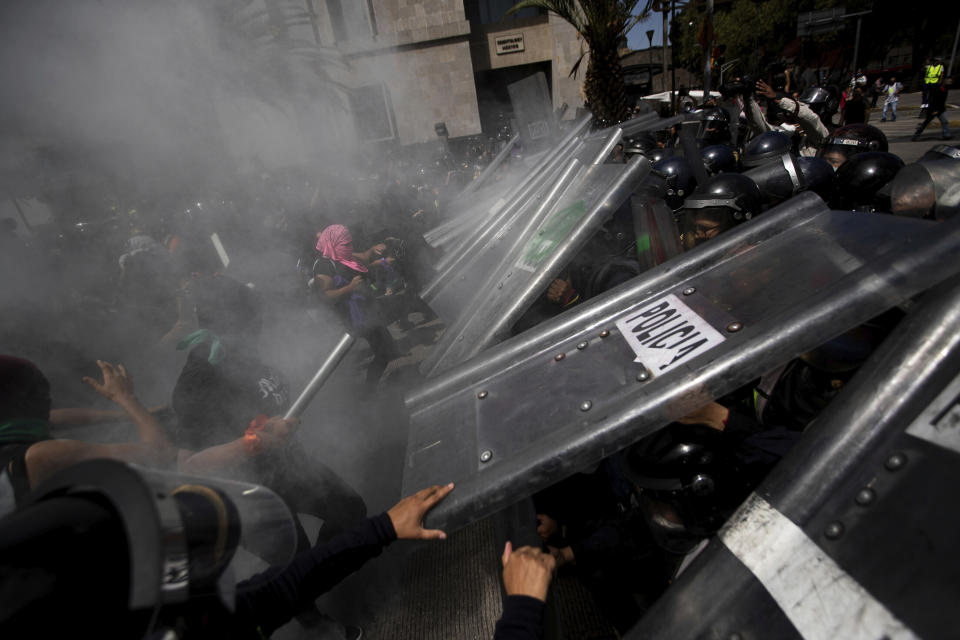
[646,146,673,164]
[741,131,793,169]
[698,107,732,146]
[624,424,750,552]
[624,132,657,158]
[682,173,762,247]
[889,159,960,220]
[653,156,698,211]
[832,151,904,211]
[700,145,738,174]
[819,123,888,170]
[799,85,840,122]
[684,173,762,221]
[795,156,836,199]
[743,152,807,206]
[920,143,960,162]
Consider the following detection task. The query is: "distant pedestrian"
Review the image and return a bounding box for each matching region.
[913,82,953,141]
[881,77,902,122]
[921,56,945,114]
[870,77,884,108]
[850,68,867,90]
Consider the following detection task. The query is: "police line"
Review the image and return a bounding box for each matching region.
[402,192,960,532]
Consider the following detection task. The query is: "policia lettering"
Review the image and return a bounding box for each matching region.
[616,294,727,375]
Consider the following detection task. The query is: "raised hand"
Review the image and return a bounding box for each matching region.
[82,360,135,403]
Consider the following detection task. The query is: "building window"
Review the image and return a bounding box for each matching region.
[465,0,546,25]
[326,0,375,43]
[349,84,396,142]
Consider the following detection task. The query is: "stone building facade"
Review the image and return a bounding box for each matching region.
[310,0,587,146]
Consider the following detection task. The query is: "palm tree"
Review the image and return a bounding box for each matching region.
[506,0,653,127]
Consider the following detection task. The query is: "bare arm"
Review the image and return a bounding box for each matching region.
[177,439,248,475]
[24,439,179,488]
[177,416,298,476]
[49,404,168,426]
[48,407,127,425]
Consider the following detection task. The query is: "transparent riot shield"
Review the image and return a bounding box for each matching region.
[888,158,960,221]
[402,192,960,533]
[631,191,683,270]
[507,72,556,153]
[423,177,516,250]
[421,115,592,298]
[453,132,519,201]
[419,153,653,375]
[422,127,624,322]
[627,274,960,640]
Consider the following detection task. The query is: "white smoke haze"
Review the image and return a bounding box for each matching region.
[0,0,423,631]
[0,1,571,632]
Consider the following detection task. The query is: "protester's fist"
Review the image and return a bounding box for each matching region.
[82,360,135,403]
[546,277,573,303]
[501,542,555,602]
[387,483,454,541]
[258,416,300,448]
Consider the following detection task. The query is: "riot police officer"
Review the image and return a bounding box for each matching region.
[680,174,762,248]
[818,123,888,170]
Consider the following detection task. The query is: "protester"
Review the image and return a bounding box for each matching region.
[745,80,830,156]
[311,223,401,386]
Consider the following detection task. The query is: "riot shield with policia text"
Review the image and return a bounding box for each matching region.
[401,192,960,533]
[627,274,960,640]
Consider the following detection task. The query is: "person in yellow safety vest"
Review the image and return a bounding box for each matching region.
[921,57,945,114]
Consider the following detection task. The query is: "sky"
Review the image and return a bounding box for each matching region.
[627,11,666,50]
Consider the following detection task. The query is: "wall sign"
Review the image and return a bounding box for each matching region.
[495,33,525,55]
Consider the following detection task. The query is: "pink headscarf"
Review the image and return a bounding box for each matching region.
[316,224,368,273]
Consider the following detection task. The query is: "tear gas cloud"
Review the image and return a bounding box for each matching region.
[0,0,428,627]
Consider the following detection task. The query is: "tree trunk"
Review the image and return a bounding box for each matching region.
[584,45,629,127]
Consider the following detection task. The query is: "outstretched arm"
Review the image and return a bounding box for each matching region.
[81,360,174,451]
[176,416,299,475]
[235,483,454,637]
[23,361,179,488]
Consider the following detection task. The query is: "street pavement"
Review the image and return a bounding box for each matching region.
[870,90,957,163]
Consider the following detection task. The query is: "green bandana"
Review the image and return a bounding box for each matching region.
[177,329,225,365]
[0,418,51,445]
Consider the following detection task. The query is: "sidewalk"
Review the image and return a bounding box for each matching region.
[869,91,956,163]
